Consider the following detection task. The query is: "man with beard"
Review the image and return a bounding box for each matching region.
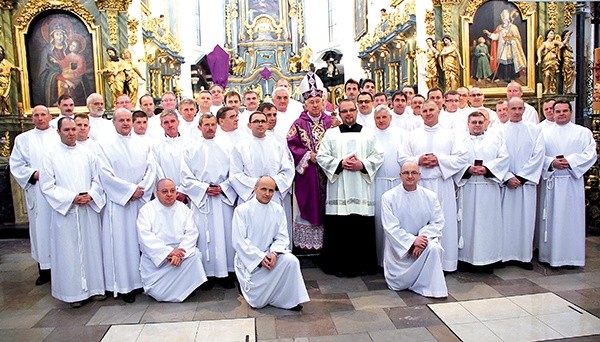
[85,93,113,140]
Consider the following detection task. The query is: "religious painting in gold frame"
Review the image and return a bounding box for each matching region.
[239,0,289,42]
[355,0,367,41]
[461,0,536,96]
[14,2,103,114]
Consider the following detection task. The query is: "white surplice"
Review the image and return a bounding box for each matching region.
[497,120,544,262]
[98,133,156,294]
[40,143,105,302]
[232,198,309,309]
[381,185,448,298]
[181,138,237,277]
[178,117,200,140]
[275,109,302,141]
[523,103,540,124]
[391,112,419,131]
[9,128,59,269]
[137,199,207,302]
[215,127,250,153]
[356,110,376,131]
[229,134,294,209]
[373,126,405,266]
[398,124,469,272]
[316,126,384,216]
[88,116,114,141]
[538,122,597,266]
[454,133,509,265]
[152,135,187,189]
[77,138,102,156]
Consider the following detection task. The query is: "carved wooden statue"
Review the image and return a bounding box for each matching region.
[0,45,21,115]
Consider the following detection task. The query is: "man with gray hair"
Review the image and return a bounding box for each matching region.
[85,93,113,140]
[272,85,301,140]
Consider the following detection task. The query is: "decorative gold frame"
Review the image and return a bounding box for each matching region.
[355,0,367,41]
[14,0,104,115]
[238,0,289,42]
[461,0,536,96]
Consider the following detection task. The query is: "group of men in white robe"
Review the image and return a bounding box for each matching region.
[9,76,597,307]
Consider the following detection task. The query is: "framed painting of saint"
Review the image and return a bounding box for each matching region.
[461,0,535,95]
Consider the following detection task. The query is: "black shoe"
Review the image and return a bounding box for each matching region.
[289,304,303,311]
[217,277,235,289]
[35,268,51,286]
[518,262,534,270]
[184,290,197,302]
[70,301,83,308]
[199,278,215,291]
[35,275,51,286]
[122,292,136,303]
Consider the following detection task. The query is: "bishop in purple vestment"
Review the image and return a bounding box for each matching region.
[287,72,332,250]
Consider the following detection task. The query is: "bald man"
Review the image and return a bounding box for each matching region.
[381,162,447,297]
[98,108,156,303]
[497,97,544,270]
[232,176,309,311]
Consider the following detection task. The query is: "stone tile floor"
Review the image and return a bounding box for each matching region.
[1,237,600,341]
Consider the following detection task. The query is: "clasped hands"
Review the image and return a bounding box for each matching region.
[130,186,144,201]
[418,154,439,168]
[552,157,570,170]
[73,193,92,206]
[167,247,186,267]
[206,185,222,196]
[468,165,487,176]
[409,235,428,258]
[342,155,364,171]
[261,252,278,271]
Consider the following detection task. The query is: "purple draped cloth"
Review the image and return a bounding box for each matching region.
[206,45,229,88]
[287,110,332,225]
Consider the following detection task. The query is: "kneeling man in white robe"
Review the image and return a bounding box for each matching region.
[137,179,207,302]
[382,162,448,298]
[232,176,310,311]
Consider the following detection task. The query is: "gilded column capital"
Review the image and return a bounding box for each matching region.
[0,0,13,10]
[96,0,132,12]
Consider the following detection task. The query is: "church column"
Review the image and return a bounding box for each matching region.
[96,0,132,107]
[576,3,589,124]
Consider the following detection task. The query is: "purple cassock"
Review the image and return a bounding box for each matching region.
[287,110,332,227]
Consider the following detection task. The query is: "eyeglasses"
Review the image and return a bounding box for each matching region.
[251,120,267,124]
[339,108,357,114]
[471,93,483,97]
[357,100,372,104]
[470,120,485,125]
[400,171,420,176]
